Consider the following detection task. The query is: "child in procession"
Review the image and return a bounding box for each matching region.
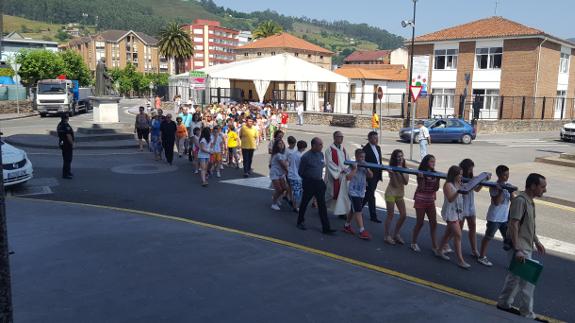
[343,149,373,240]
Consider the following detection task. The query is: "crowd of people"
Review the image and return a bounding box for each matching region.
[134,100,546,319]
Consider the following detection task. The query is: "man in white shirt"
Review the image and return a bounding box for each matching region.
[296,103,304,126]
[416,120,431,160]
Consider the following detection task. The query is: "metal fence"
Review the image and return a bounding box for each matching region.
[161,85,575,121]
[420,94,575,120]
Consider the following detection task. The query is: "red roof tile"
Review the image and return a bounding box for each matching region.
[237,33,333,55]
[415,17,546,42]
[344,50,391,62]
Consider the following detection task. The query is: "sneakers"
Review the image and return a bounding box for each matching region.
[477,256,493,267]
[394,235,405,245]
[443,245,454,254]
[410,243,421,252]
[271,203,281,211]
[358,230,371,240]
[194,170,199,174]
[216,171,221,178]
[220,164,224,170]
[342,225,355,235]
[434,249,450,261]
[458,262,471,270]
[384,236,396,245]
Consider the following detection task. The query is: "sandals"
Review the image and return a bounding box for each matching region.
[384,236,396,245]
[394,235,405,245]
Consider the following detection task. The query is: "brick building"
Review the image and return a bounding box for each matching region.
[235,33,334,70]
[407,17,575,120]
[181,20,239,71]
[65,30,170,74]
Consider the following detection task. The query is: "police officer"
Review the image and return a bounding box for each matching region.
[57,115,74,179]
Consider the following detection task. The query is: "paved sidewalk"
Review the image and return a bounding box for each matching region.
[7,198,523,323]
[0,112,38,121]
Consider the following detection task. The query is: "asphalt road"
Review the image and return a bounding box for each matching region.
[3,104,575,321]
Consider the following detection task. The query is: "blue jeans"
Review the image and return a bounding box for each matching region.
[419,139,428,160]
[298,114,304,125]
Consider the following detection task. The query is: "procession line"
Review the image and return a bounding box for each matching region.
[12,197,563,323]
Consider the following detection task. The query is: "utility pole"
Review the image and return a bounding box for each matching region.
[0,130,14,323]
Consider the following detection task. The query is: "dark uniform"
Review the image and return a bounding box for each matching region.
[57,118,74,178]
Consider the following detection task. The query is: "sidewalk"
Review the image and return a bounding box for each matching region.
[0,112,38,121]
[8,198,523,323]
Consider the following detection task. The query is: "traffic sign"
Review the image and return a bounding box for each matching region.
[410,86,423,102]
[377,86,384,101]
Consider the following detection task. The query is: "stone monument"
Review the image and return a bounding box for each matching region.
[91,58,121,123]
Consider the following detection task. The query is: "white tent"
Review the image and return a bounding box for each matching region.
[169,54,350,113]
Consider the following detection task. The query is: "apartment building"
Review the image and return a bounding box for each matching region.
[181,20,239,71]
[65,30,170,74]
[408,17,575,120]
[235,33,334,70]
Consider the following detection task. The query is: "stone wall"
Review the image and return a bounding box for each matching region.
[287,112,405,131]
[0,100,34,114]
[476,119,565,133]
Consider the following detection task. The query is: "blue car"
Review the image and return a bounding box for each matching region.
[399,118,476,144]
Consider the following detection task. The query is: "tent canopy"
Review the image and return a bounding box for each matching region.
[170,53,349,84]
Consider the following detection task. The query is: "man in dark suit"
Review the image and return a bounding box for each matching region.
[362,131,383,223]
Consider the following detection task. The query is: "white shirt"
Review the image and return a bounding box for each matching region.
[370,144,380,163]
[418,126,430,141]
[297,104,304,115]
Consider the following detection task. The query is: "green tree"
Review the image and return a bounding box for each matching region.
[0,68,15,77]
[158,22,194,75]
[56,30,70,42]
[60,50,92,86]
[16,50,65,86]
[252,20,283,39]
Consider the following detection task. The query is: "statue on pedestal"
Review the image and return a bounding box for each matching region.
[95,58,113,96]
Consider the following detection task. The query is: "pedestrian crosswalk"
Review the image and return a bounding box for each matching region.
[475,138,569,149]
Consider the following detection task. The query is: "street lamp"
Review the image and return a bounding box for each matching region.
[402,0,418,160]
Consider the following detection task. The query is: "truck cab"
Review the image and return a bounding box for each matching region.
[35,79,92,117]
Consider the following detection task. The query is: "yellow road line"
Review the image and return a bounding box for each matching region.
[13,197,564,323]
[535,199,575,213]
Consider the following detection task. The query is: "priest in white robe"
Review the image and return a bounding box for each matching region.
[324,131,351,218]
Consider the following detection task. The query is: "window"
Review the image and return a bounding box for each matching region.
[431,88,455,111]
[560,53,570,74]
[271,52,276,56]
[308,54,312,58]
[193,29,203,34]
[320,55,324,59]
[476,47,502,69]
[244,53,249,57]
[257,52,262,56]
[434,49,458,70]
[294,53,299,57]
[350,84,356,99]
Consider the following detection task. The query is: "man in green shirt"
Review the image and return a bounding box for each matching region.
[497,173,547,319]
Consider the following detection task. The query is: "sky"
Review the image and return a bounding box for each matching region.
[213,0,574,40]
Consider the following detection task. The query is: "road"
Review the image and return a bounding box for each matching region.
[2,105,575,321]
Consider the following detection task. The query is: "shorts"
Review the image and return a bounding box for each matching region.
[211,153,222,163]
[228,147,237,156]
[385,195,404,203]
[199,157,210,164]
[136,128,149,140]
[349,195,364,213]
[287,178,302,205]
[485,221,508,240]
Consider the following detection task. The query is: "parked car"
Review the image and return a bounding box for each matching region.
[399,118,476,144]
[2,141,33,187]
[560,120,575,142]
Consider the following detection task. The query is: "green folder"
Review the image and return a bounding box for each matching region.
[509,257,543,285]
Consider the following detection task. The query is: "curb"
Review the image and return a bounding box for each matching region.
[534,156,575,168]
[0,113,38,121]
[4,138,137,151]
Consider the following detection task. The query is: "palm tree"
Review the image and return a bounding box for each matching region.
[158,22,194,74]
[252,20,283,39]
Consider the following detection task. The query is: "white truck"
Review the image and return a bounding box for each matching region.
[35,79,93,117]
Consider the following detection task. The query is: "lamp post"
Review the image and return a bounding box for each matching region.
[0,129,14,323]
[402,0,418,160]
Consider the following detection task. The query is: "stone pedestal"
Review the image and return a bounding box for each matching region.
[90,96,121,123]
